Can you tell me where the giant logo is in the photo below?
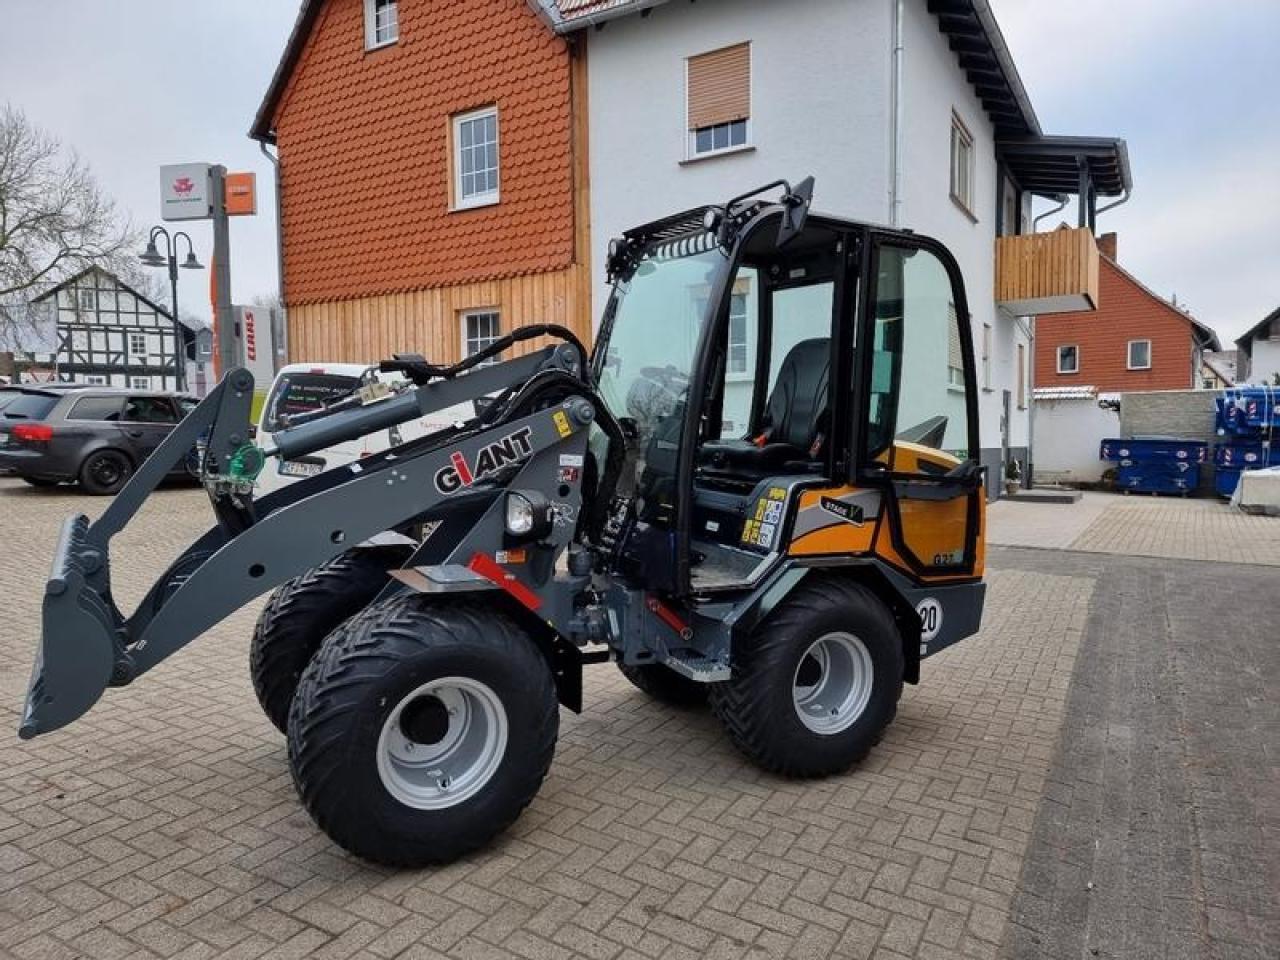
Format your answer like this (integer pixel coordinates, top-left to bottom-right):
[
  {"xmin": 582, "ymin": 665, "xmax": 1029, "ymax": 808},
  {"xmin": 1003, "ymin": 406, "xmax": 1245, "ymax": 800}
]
[{"xmin": 434, "ymin": 427, "xmax": 534, "ymax": 493}]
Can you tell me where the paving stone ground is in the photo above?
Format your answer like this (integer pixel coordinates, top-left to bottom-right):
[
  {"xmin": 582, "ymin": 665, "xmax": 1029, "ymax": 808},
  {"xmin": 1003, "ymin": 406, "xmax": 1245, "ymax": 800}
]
[{"xmin": 0, "ymin": 479, "xmax": 1275, "ymax": 959}]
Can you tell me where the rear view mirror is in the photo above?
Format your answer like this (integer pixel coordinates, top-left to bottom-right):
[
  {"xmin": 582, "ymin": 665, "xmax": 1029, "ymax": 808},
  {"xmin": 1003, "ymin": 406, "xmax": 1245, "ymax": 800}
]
[{"xmin": 777, "ymin": 176, "xmax": 815, "ymax": 247}]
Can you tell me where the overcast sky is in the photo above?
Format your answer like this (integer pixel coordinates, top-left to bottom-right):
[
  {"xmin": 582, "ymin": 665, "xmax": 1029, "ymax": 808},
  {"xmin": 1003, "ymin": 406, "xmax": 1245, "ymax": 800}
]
[{"xmin": 1, "ymin": 0, "xmax": 1276, "ymax": 342}]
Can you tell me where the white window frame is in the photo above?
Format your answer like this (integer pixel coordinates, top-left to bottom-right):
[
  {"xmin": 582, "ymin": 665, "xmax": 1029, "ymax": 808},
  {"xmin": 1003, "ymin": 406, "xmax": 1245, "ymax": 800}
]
[
  {"xmin": 1057, "ymin": 344, "xmax": 1080, "ymax": 375},
  {"xmin": 461, "ymin": 309, "xmax": 501, "ymax": 364},
  {"xmin": 77, "ymin": 288, "xmax": 96, "ymax": 313},
  {"xmin": 85, "ymin": 374, "xmax": 107, "ymax": 385},
  {"xmin": 452, "ymin": 106, "xmax": 500, "ymax": 210},
  {"xmin": 130, "ymin": 376, "xmax": 150, "ymax": 390},
  {"xmin": 1127, "ymin": 339, "xmax": 1152, "ymax": 370},
  {"xmin": 363, "ymin": 0, "xmax": 398, "ymax": 50},
  {"xmin": 128, "ymin": 332, "xmax": 147, "ymax": 358},
  {"xmin": 726, "ymin": 292, "xmax": 751, "ymax": 376},
  {"xmin": 688, "ymin": 119, "xmax": 751, "ymax": 160},
  {"xmin": 950, "ymin": 113, "xmax": 975, "ymax": 218}
]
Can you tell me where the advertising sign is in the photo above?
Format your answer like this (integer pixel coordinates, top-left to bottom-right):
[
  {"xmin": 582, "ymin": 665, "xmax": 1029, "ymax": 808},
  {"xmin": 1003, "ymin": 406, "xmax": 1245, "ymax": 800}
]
[
  {"xmin": 160, "ymin": 163, "xmax": 212, "ymax": 221},
  {"xmin": 224, "ymin": 172, "xmax": 257, "ymax": 216},
  {"xmin": 234, "ymin": 304, "xmax": 276, "ymax": 399}
]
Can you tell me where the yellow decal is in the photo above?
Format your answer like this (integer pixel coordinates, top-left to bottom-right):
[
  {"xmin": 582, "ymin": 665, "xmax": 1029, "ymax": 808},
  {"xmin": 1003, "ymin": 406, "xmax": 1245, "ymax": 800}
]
[{"xmin": 552, "ymin": 411, "xmax": 572, "ymax": 438}]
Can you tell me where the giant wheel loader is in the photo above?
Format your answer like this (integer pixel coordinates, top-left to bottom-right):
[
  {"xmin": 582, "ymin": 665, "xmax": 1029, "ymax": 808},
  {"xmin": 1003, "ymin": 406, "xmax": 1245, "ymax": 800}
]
[{"xmin": 19, "ymin": 179, "xmax": 987, "ymax": 867}]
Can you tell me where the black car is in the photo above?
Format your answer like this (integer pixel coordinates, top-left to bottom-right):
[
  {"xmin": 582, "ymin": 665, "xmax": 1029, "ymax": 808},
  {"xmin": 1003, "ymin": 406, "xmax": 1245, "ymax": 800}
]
[{"xmin": 0, "ymin": 386, "xmax": 197, "ymax": 494}]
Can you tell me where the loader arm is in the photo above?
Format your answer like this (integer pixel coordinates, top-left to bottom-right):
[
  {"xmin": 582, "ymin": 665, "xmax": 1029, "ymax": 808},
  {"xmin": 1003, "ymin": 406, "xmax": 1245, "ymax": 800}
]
[{"xmin": 20, "ymin": 340, "xmax": 595, "ymax": 739}]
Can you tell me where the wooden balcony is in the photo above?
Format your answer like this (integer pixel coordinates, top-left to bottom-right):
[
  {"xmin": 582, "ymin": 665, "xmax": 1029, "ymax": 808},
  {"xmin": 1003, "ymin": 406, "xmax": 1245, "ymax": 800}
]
[{"xmin": 995, "ymin": 227, "xmax": 1099, "ymax": 315}]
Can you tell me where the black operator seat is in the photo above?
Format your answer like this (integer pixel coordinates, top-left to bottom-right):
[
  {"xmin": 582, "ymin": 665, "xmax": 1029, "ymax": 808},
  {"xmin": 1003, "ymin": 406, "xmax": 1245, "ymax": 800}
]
[{"xmin": 701, "ymin": 337, "xmax": 831, "ymax": 473}]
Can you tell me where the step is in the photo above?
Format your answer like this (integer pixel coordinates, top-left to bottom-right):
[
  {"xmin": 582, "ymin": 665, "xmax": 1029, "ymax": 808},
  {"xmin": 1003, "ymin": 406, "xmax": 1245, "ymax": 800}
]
[{"xmin": 1005, "ymin": 488, "xmax": 1082, "ymax": 504}]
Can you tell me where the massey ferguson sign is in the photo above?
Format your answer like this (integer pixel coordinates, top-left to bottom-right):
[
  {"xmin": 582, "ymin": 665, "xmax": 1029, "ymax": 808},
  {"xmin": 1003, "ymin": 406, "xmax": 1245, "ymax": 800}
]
[{"xmin": 160, "ymin": 163, "xmax": 212, "ymax": 221}]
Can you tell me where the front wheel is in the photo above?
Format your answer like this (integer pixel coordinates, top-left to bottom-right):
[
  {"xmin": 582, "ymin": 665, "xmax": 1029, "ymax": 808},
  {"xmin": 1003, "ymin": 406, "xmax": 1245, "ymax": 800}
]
[
  {"xmin": 709, "ymin": 578, "xmax": 904, "ymax": 777},
  {"xmin": 79, "ymin": 449, "xmax": 132, "ymax": 495},
  {"xmin": 288, "ymin": 596, "xmax": 558, "ymax": 867}
]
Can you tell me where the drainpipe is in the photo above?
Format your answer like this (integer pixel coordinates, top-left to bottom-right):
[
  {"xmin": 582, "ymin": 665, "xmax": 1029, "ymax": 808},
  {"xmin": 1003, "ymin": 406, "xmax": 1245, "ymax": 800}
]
[
  {"xmin": 888, "ymin": 0, "xmax": 905, "ymax": 226},
  {"xmin": 1095, "ymin": 185, "xmax": 1132, "ymax": 217},
  {"xmin": 1032, "ymin": 193, "xmax": 1069, "ymax": 232},
  {"xmin": 259, "ymin": 139, "xmax": 288, "ymax": 371}
]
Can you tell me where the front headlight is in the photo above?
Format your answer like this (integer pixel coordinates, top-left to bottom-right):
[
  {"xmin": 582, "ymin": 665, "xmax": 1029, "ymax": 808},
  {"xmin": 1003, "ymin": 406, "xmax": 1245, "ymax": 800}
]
[{"xmin": 504, "ymin": 490, "xmax": 553, "ymax": 541}]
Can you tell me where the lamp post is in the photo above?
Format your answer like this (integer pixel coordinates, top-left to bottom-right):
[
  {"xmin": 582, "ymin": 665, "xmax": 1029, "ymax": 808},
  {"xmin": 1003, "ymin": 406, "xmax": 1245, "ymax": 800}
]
[{"xmin": 140, "ymin": 226, "xmax": 203, "ymax": 392}]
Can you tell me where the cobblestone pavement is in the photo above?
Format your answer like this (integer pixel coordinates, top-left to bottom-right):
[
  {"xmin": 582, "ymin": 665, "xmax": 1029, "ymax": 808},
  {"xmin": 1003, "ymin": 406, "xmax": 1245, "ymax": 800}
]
[
  {"xmin": 0, "ymin": 479, "xmax": 1273, "ymax": 960},
  {"xmin": 0, "ymin": 479, "xmax": 1092, "ymax": 959},
  {"xmin": 989, "ymin": 492, "xmax": 1280, "ymax": 566}
]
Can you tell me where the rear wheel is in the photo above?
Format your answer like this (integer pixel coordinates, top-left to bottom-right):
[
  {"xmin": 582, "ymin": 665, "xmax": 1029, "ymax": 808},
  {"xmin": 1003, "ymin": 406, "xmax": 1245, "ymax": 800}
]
[
  {"xmin": 288, "ymin": 597, "xmax": 558, "ymax": 866},
  {"xmin": 709, "ymin": 578, "xmax": 904, "ymax": 777},
  {"xmin": 250, "ymin": 547, "xmax": 409, "ymax": 733},
  {"xmin": 79, "ymin": 449, "xmax": 132, "ymax": 495},
  {"xmin": 616, "ymin": 661, "xmax": 708, "ymax": 707}
]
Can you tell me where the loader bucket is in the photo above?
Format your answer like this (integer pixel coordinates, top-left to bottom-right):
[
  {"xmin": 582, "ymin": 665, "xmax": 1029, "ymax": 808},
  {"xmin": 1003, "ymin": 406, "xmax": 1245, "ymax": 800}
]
[{"xmin": 19, "ymin": 514, "xmax": 120, "ymax": 739}]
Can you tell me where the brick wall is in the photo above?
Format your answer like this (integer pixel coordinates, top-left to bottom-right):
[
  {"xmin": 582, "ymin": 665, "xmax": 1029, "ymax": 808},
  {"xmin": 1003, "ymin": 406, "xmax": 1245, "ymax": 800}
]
[
  {"xmin": 273, "ymin": 0, "xmax": 576, "ymax": 305},
  {"xmin": 1035, "ymin": 258, "xmax": 1196, "ymax": 393}
]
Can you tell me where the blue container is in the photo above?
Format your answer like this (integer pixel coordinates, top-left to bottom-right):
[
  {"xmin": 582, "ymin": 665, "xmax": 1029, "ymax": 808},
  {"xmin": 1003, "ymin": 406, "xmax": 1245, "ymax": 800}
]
[
  {"xmin": 1100, "ymin": 437, "xmax": 1207, "ymax": 463},
  {"xmin": 1218, "ymin": 387, "xmax": 1280, "ymax": 437},
  {"xmin": 1115, "ymin": 460, "xmax": 1200, "ymax": 494},
  {"xmin": 1214, "ymin": 442, "xmax": 1278, "ymax": 468},
  {"xmin": 1214, "ymin": 466, "xmax": 1243, "ymax": 499}
]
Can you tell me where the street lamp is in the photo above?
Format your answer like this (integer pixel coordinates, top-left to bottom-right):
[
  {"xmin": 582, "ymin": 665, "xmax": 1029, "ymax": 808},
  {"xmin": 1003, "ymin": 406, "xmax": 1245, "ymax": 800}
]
[{"xmin": 139, "ymin": 226, "xmax": 203, "ymax": 392}]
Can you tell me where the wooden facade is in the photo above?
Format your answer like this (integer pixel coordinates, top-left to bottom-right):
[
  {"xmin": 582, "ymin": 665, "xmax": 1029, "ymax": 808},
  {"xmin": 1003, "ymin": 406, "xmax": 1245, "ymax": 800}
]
[{"xmin": 995, "ymin": 226, "xmax": 1099, "ymax": 316}]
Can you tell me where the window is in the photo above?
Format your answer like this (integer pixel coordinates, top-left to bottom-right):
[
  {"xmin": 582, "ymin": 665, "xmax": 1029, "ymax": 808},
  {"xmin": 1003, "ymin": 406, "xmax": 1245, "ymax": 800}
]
[
  {"xmin": 85, "ymin": 375, "xmax": 107, "ymax": 385},
  {"xmin": 364, "ymin": 0, "xmax": 398, "ymax": 49},
  {"xmin": 687, "ymin": 43, "xmax": 751, "ymax": 159},
  {"xmin": 1017, "ymin": 343, "xmax": 1026, "ymax": 409},
  {"xmin": 453, "ymin": 107, "xmax": 499, "ymax": 209},
  {"xmin": 263, "ymin": 372, "xmax": 360, "ymax": 433},
  {"xmin": 727, "ymin": 293, "xmax": 749, "ymax": 374},
  {"xmin": 1128, "ymin": 339, "xmax": 1152, "ymax": 370},
  {"xmin": 77, "ymin": 289, "xmax": 96, "ymax": 313},
  {"xmin": 950, "ymin": 114, "xmax": 975, "ymax": 216},
  {"xmin": 982, "ymin": 322, "xmax": 992, "ymax": 390},
  {"xmin": 129, "ymin": 333, "xmax": 147, "ymax": 357},
  {"xmin": 947, "ymin": 304, "xmax": 965, "ymax": 389},
  {"xmin": 462, "ymin": 310, "xmax": 501, "ymax": 363},
  {"xmin": 1057, "ymin": 344, "xmax": 1079, "ymax": 374},
  {"xmin": 68, "ymin": 396, "xmax": 123, "ymax": 421},
  {"xmin": 123, "ymin": 396, "xmax": 177, "ymax": 423},
  {"xmin": 130, "ymin": 376, "xmax": 150, "ymax": 390}
]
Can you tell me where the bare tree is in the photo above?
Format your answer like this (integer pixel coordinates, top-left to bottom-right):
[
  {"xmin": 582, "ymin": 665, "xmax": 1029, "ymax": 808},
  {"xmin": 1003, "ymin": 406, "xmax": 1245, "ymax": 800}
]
[{"xmin": 0, "ymin": 105, "xmax": 136, "ymax": 347}]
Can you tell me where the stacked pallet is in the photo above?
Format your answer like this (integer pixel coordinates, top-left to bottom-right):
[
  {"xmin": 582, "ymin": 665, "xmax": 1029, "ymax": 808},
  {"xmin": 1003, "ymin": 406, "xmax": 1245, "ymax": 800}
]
[
  {"xmin": 1214, "ymin": 386, "xmax": 1280, "ymax": 498},
  {"xmin": 1099, "ymin": 436, "xmax": 1207, "ymax": 496}
]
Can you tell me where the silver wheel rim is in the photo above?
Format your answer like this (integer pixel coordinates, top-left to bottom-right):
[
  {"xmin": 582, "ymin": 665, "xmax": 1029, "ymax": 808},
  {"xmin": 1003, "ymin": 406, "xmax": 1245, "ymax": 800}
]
[
  {"xmin": 376, "ymin": 677, "xmax": 508, "ymax": 810},
  {"xmin": 792, "ymin": 631, "xmax": 874, "ymax": 734}
]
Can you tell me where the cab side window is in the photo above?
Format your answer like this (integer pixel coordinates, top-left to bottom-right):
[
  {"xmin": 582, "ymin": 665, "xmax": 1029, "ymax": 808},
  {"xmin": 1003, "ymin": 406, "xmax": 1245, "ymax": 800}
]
[{"xmin": 866, "ymin": 245, "xmax": 972, "ymax": 466}]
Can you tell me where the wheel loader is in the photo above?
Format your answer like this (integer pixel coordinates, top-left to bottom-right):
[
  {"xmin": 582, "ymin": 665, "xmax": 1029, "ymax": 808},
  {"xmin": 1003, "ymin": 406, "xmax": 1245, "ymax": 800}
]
[{"xmin": 19, "ymin": 179, "xmax": 987, "ymax": 867}]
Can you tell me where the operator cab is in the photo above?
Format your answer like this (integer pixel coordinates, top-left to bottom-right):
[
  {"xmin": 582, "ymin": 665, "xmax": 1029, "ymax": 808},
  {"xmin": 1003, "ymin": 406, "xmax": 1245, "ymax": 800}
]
[{"xmin": 594, "ymin": 180, "xmax": 983, "ymax": 598}]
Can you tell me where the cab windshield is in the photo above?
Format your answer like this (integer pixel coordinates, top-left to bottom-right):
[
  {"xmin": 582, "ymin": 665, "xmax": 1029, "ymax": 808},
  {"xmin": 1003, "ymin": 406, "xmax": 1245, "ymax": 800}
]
[{"xmin": 596, "ymin": 235, "xmax": 730, "ymax": 513}]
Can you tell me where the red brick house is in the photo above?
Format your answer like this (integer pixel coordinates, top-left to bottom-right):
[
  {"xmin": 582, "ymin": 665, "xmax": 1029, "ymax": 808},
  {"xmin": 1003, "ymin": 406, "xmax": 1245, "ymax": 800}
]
[
  {"xmin": 250, "ymin": 0, "xmax": 592, "ymax": 363},
  {"xmin": 1035, "ymin": 233, "xmax": 1219, "ymax": 393}
]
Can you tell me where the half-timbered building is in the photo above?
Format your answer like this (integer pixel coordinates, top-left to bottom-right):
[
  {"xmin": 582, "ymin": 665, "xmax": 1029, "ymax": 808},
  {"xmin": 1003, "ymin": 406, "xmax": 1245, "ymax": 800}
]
[{"xmin": 29, "ymin": 267, "xmax": 204, "ymax": 391}]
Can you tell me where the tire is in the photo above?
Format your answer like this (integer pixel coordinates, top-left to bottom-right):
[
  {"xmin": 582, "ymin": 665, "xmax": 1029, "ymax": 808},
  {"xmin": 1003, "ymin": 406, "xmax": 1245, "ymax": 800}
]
[
  {"xmin": 250, "ymin": 547, "xmax": 409, "ymax": 734},
  {"xmin": 22, "ymin": 477, "xmax": 59, "ymax": 488},
  {"xmin": 709, "ymin": 578, "xmax": 904, "ymax": 777},
  {"xmin": 288, "ymin": 596, "xmax": 558, "ymax": 867},
  {"xmin": 617, "ymin": 661, "xmax": 708, "ymax": 707},
  {"xmin": 79, "ymin": 449, "xmax": 133, "ymax": 495}
]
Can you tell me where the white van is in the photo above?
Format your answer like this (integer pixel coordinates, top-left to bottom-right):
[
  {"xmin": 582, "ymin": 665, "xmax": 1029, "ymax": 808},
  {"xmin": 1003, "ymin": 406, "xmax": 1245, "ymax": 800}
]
[{"xmin": 256, "ymin": 362, "xmax": 469, "ymax": 495}]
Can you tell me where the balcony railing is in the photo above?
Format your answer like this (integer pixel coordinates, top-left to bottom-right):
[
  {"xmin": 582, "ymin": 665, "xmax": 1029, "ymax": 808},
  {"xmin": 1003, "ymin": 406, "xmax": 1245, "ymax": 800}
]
[{"xmin": 995, "ymin": 227, "xmax": 1099, "ymax": 315}]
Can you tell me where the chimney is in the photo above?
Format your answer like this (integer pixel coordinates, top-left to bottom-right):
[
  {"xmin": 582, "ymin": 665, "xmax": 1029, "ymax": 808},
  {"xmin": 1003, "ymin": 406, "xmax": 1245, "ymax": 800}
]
[{"xmin": 1097, "ymin": 232, "xmax": 1117, "ymax": 261}]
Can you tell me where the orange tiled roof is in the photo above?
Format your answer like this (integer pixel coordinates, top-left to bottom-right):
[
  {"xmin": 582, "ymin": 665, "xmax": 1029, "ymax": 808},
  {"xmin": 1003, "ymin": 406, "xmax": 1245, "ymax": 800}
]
[{"xmin": 265, "ymin": 0, "xmax": 575, "ymax": 304}]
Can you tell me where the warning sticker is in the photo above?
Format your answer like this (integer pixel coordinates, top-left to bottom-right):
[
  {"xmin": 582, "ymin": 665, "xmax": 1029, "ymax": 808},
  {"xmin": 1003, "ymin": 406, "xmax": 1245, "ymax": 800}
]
[{"xmin": 552, "ymin": 411, "xmax": 573, "ymax": 438}]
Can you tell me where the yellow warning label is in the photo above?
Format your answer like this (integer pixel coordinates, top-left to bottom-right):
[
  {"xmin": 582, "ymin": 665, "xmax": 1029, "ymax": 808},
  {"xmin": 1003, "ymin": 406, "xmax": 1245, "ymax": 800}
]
[{"xmin": 552, "ymin": 411, "xmax": 572, "ymax": 438}]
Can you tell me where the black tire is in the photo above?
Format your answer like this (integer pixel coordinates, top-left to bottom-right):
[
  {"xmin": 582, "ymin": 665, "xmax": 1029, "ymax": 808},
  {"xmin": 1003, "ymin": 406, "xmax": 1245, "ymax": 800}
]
[
  {"xmin": 617, "ymin": 661, "xmax": 708, "ymax": 707},
  {"xmin": 22, "ymin": 477, "xmax": 59, "ymax": 488},
  {"xmin": 79, "ymin": 449, "xmax": 133, "ymax": 495},
  {"xmin": 288, "ymin": 596, "xmax": 558, "ymax": 867},
  {"xmin": 709, "ymin": 578, "xmax": 904, "ymax": 777},
  {"xmin": 250, "ymin": 547, "xmax": 409, "ymax": 734}
]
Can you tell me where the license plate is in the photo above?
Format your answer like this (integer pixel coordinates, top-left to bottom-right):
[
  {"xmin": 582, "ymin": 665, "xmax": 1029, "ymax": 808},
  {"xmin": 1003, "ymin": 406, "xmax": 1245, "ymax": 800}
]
[{"xmin": 280, "ymin": 460, "xmax": 323, "ymax": 478}]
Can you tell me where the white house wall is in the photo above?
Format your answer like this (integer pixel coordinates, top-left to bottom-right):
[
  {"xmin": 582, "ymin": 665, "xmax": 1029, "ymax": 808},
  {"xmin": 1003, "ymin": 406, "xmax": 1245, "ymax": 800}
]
[
  {"xmin": 1033, "ymin": 399, "xmax": 1119, "ymax": 485},
  {"xmin": 586, "ymin": 0, "xmax": 1029, "ymax": 488},
  {"xmin": 1248, "ymin": 338, "xmax": 1280, "ymax": 384}
]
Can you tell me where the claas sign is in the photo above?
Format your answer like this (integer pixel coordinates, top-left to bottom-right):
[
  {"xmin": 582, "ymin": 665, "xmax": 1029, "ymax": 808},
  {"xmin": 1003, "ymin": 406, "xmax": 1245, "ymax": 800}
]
[{"xmin": 224, "ymin": 172, "xmax": 257, "ymax": 216}]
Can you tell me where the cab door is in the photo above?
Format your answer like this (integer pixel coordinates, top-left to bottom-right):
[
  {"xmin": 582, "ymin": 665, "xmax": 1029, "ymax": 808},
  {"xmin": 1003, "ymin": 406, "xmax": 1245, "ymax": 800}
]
[{"xmin": 858, "ymin": 236, "xmax": 983, "ymax": 578}]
